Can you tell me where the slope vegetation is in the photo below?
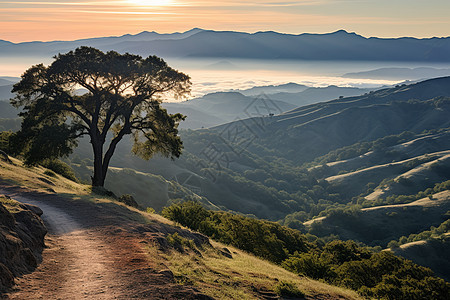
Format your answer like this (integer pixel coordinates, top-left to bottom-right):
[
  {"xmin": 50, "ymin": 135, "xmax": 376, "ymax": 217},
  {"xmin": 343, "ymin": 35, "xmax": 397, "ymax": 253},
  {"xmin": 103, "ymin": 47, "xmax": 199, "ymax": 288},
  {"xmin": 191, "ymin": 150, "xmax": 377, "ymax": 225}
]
[{"xmin": 0, "ymin": 157, "xmax": 362, "ymax": 299}]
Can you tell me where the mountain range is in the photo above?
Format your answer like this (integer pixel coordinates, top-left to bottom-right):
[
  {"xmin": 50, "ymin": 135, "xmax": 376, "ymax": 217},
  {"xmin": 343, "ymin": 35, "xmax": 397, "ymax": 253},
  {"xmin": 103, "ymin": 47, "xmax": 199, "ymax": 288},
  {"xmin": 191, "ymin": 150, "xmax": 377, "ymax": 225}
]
[{"xmin": 1, "ymin": 29, "xmax": 450, "ymax": 61}]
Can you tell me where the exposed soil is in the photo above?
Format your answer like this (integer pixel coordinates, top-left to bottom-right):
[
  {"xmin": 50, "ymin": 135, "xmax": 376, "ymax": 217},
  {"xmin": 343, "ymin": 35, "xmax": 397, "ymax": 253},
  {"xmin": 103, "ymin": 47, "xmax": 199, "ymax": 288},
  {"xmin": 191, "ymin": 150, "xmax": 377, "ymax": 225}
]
[{"xmin": 0, "ymin": 184, "xmax": 210, "ymax": 299}]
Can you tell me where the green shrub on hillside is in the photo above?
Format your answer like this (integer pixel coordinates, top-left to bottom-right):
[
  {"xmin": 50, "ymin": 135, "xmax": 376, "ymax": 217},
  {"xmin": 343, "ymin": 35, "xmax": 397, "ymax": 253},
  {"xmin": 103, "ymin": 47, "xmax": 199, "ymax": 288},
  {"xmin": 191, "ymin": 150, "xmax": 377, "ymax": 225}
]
[
  {"xmin": 0, "ymin": 131, "xmax": 14, "ymax": 154},
  {"xmin": 393, "ymin": 219, "xmax": 450, "ymax": 246},
  {"xmin": 274, "ymin": 281, "xmax": 304, "ymax": 298},
  {"xmin": 40, "ymin": 159, "xmax": 79, "ymax": 182},
  {"xmin": 162, "ymin": 201, "xmax": 311, "ymax": 263},
  {"xmin": 162, "ymin": 202, "xmax": 450, "ymax": 299}
]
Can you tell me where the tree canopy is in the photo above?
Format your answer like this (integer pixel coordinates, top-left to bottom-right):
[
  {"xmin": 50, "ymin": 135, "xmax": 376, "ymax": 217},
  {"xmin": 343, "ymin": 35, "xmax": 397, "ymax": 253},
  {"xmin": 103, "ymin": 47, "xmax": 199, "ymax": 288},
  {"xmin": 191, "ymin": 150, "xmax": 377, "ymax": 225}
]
[{"xmin": 11, "ymin": 46, "xmax": 191, "ymax": 186}]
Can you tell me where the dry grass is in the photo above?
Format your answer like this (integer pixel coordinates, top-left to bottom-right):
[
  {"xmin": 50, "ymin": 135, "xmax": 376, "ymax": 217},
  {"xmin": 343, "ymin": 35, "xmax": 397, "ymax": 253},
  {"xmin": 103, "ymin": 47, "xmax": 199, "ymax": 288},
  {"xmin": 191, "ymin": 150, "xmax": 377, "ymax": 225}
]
[
  {"xmin": 0, "ymin": 157, "xmax": 86, "ymax": 195},
  {"xmin": 0, "ymin": 195, "xmax": 23, "ymax": 213},
  {"xmin": 156, "ymin": 240, "xmax": 362, "ymax": 300}
]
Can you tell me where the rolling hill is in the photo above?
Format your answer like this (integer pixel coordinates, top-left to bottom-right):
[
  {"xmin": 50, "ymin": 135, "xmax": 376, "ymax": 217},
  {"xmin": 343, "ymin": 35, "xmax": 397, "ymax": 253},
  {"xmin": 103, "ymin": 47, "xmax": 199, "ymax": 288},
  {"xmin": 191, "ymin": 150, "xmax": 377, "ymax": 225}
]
[{"xmin": 3, "ymin": 72, "xmax": 450, "ymax": 284}]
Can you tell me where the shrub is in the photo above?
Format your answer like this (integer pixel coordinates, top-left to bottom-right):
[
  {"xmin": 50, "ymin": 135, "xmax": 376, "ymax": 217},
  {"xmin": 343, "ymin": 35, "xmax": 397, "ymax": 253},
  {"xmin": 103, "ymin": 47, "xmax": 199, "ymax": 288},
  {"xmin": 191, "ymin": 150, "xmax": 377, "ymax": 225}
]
[
  {"xmin": 387, "ymin": 240, "xmax": 400, "ymax": 249},
  {"xmin": 40, "ymin": 159, "xmax": 78, "ymax": 182},
  {"xmin": 162, "ymin": 201, "xmax": 311, "ymax": 263},
  {"xmin": 274, "ymin": 281, "xmax": 305, "ymax": 298},
  {"xmin": 282, "ymin": 252, "xmax": 331, "ymax": 279},
  {"xmin": 146, "ymin": 207, "xmax": 156, "ymax": 214},
  {"xmin": 118, "ymin": 194, "xmax": 139, "ymax": 208},
  {"xmin": 166, "ymin": 233, "xmax": 195, "ymax": 252}
]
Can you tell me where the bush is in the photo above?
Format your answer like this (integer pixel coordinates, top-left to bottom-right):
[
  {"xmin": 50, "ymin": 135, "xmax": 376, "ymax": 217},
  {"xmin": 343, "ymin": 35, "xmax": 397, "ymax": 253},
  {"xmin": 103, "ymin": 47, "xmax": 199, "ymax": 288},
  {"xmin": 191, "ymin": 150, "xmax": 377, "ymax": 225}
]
[
  {"xmin": 162, "ymin": 201, "xmax": 311, "ymax": 263},
  {"xmin": 274, "ymin": 281, "xmax": 305, "ymax": 298},
  {"xmin": 0, "ymin": 131, "xmax": 14, "ymax": 154},
  {"xmin": 282, "ymin": 252, "xmax": 331, "ymax": 279},
  {"xmin": 166, "ymin": 233, "xmax": 195, "ymax": 252},
  {"xmin": 40, "ymin": 159, "xmax": 78, "ymax": 182},
  {"xmin": 118, "ymin": 194, "xmax": 139, "ymax": 208},
  {"xmin": 162, "ymin": 202, "xmax": 450, "ymax": 299}
]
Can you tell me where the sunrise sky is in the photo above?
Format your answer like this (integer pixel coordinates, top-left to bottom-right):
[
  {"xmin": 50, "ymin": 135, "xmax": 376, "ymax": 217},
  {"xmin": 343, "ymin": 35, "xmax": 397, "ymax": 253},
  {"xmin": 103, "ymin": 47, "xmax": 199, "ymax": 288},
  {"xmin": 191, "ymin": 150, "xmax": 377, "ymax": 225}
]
[{"xmin": 1, "ymin": 0, "xmax": 449, "ymax": 42}]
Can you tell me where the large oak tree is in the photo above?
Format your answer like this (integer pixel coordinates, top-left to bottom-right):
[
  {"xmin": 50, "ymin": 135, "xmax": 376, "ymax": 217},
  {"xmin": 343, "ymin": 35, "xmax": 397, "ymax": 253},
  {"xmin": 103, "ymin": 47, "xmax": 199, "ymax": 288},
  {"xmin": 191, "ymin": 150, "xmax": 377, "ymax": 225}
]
[{"xmin": 11, "ymin": 47, "xmax": 190, "ymax": 187}]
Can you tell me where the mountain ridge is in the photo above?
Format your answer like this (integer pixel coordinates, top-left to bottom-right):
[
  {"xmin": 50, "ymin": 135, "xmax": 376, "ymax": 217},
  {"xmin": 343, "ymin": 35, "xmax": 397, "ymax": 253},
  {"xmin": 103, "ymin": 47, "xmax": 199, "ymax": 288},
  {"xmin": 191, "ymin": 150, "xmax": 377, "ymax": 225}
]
[{"xmin": 1, "ymin": 29, "xmax": 450, "ymax": 61}]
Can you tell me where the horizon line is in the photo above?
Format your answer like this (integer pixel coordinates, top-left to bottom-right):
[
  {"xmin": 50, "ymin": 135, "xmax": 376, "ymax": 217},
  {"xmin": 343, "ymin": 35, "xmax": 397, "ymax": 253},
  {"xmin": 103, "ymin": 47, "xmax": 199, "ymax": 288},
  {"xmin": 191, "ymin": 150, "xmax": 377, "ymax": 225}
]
[{"xmin": 2, "ymin": 28, "xmax": 450, "ymax": 44}]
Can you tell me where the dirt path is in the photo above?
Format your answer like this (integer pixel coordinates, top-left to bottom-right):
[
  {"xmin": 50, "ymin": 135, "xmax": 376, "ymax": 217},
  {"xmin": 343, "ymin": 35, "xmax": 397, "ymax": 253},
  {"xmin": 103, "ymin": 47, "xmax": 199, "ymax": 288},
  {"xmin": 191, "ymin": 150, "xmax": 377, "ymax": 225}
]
[
  {"xmin": 5, "ymin": 194, "xmax": 124, "ymax": 299},
  {"xmin": 0, "ymin": 187, "xmax": 209, "ymax": 299}
]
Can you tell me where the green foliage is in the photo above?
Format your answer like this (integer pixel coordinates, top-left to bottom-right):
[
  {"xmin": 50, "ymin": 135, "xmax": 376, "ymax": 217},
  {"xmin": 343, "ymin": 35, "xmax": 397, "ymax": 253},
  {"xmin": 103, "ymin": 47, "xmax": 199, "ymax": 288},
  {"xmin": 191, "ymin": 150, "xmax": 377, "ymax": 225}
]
[
  {"xmin": 284, "ymin": 242, "xmax": 450, "ymax": 299},
  {"xmin": 11, "ymin": 47, "xmax": 190, "ymax": 186},
  {"xmin": 166, "ymin": 232, "xmax": 196, "ymax": 252},
  {"xmin": 0, "ymin": 131, "xmax": 14, "ymax": 154},
  {"xmin": 334, "ymin": 252, "xmax": 449, "ymax": 300},
  {"xmin": 163, "ymin": 202, "xmax": 450, "ymax": 299},
  {"xmin": 40, "ymin": 159, "xmax": 78, "ymax": 182},
  {"xmin": 387, "ymin": 240, "xmax": 400, "ymax": 249},
  {"xmin": 282, "ymin": 251, "xmax": 331, "ymax": 279},
  {"xmin": 307, "ymin": 131, "xmax": 415, "ymax": 167},
  {"xmin": 146, "ymin": 207, "xmax": 156, "ymax": 214},
  {"xmin": 273, "ymin": 281, "xmax": 304, "ymax": 298},
  {"xmin": 162, "ymin": 201, "xmax": 311, "ymax": 263},
  {"xmin": 118, "ymin": 194, "xmax": 139, "ymax": 208},
  {"xmin": 392, "ymin": 219, "xmax": 450, "ymax": 246}
]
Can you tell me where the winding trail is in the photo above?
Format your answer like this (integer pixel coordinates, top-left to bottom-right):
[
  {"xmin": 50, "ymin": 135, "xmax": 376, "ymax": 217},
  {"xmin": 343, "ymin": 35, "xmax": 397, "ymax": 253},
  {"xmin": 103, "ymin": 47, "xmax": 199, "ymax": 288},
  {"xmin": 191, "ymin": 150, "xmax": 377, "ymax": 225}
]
[
  {"xmin": 10, "ymin": 194, "xmax": 124, "ymax": 299},
  {"xmin": 0, "ymin": 187, "xmax": 208, "ymax": 300}
]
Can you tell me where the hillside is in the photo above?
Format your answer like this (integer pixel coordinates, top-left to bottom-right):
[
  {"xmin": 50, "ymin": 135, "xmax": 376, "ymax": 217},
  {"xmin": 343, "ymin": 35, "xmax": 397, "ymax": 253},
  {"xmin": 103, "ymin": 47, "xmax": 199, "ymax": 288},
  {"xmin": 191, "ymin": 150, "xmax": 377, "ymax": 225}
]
[
  {"xmin": 163, "ymin": 92, "xmax": 295, "ymax": 129},
  {"xmin": 343, "ymin": 67, "xmax": 450, "ymax": 80},
  {"xmin": 305, "ymin": 190, "xmax": 450, "ymax": 247},
  {"xmin": 0, "ymin": 157, "xmax": 363, "ymax": 299},
  {"xmin": 209, "ymin": 76, "xmax": 450, "ymax": 163},
  {"xmin": 162, "ymin": 85, "xmax": 373, "ymax": 130},
  {"xmin": 55, "ymin": 77, "xmax": 450, "ymax": 223},
  {"xmin": 0, "ymin": 85, "xmax": 14, "ymax": 101},
  {"xmin": 4, "ymin": 72, "xmax": 450, "ymax": 294}
]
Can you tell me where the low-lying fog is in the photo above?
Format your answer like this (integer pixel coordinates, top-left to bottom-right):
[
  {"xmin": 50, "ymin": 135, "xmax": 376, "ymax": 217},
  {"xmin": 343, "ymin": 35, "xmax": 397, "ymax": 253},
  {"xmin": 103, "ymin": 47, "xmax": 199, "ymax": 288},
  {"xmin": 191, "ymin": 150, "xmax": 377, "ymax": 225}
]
[{"xmin": 2, "ymin": 56, "xmax": 450, "ymax": 99}]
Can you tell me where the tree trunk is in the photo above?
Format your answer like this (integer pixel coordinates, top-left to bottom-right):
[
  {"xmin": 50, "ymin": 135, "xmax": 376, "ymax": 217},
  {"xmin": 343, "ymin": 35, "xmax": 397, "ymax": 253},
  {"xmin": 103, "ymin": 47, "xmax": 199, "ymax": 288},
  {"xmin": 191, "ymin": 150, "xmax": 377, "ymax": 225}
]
[{"xmin": 91, "ymin": 137, "xmax": 105, "ymax": 187}]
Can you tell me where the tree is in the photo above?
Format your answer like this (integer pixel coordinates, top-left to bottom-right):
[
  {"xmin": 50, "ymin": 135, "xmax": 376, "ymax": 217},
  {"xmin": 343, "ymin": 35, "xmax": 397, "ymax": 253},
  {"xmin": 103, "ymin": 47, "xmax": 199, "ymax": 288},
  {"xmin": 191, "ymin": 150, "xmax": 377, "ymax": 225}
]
[{"xmin": 11, "ymin": 47, "xmax": 190, "ymax": 186}]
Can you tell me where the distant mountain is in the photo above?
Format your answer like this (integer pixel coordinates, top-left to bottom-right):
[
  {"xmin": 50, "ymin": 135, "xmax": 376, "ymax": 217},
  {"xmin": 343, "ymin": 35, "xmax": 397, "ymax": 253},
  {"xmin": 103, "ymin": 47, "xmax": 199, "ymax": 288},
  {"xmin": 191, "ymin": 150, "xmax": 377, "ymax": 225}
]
[
  {"xmin": 163, "ymin": 92, "xmax": 296, "ymax": 129},
  {"xmin": 0, "ymin": 100, "xmax": 19, "ymax": 118},
  {"xmin": 0, "ymin": 84, "xmax": 14, "ymax": 101},
  {"xmin": 0, "ymin": 77, "xmax": 20, "ymax": 86},
  {"xmin": 236, "ymin": 83, "xmax": 309, "ymax": 96},
  {"xmin": 162, "ymin": 85, "xmax": 373, "ymax": 129},
  {"xmin": 0, "ymin": 28, "xmax": 205, "ymax": 57},
  {"xmin": 268, "ymin": 86, "xmax": 373, "ymax": 106},
  {"xmin": 1, "ymin": 29, "xmax": 449, "ymax": 61},
  {"xmin": 344, "ymin": 67, "xmax": 450, "ymax": 80}
]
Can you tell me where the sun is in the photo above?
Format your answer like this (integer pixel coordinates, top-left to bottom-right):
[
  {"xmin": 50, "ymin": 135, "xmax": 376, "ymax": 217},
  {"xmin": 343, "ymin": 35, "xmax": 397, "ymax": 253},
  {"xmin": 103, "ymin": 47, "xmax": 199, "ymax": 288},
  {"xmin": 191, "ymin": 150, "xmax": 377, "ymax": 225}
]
[{"xmin": 127, "ymin": 0, "xmax": 173, "ymax": 6}]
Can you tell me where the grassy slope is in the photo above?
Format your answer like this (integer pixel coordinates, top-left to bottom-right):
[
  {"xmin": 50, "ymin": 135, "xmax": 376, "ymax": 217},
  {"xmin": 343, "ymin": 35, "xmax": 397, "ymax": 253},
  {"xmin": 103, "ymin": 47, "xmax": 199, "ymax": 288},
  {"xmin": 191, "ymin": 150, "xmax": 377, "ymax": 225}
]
[
  {"xmin": 305, "ymin": 190, "xmax": 450, "ymax": 246},
  {"xmin": 391, "ymin": 237, "xmax": 450, "ymax": 282},
  {"xmin": 0, "ymin": 157, "xmax": 361, "ymax": 300}
]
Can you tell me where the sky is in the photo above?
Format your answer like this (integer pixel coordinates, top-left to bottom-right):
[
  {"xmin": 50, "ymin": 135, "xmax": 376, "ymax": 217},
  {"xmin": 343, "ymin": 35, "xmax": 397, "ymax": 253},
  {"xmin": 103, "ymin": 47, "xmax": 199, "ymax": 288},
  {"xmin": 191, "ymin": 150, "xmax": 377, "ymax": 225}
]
[{"xmin": 0, "ymin": 0, "xmax": 449, "ymax": 42}]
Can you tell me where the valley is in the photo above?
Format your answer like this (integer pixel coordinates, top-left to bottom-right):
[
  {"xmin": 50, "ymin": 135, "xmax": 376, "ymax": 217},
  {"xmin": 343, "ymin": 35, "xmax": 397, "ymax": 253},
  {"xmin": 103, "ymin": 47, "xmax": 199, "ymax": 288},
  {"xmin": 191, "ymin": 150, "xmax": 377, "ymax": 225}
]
[{"xmin": 1, "ymin": 29, "xmax": 450, "ymax": 299}]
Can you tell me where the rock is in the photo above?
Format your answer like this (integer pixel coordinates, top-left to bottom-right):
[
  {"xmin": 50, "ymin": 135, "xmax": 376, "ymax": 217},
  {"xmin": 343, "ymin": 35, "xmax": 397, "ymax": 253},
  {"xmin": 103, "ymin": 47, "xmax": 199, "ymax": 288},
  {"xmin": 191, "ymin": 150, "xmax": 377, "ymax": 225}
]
[
  {"xmin": 22, "ymin": 203, "xmax": 44, "ymax": 216},
  {"xmin": 0, "ymin": 263, "xmax": 14, "ymax": 291},
  {"xmin": 217, "ymin": 247, "xmax": 233, "ymax": 258},
  {"xmin": 0, "ymin": 203, "xmax": 15, "ymax": 228},
  {"xmin": 0, "ymin": 198, "xmax": 47, "ymax": 292}
]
